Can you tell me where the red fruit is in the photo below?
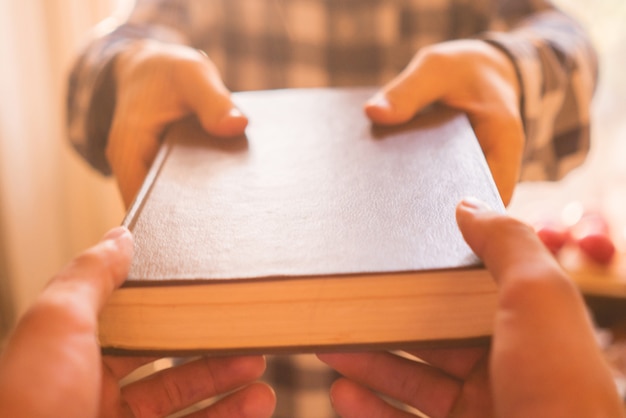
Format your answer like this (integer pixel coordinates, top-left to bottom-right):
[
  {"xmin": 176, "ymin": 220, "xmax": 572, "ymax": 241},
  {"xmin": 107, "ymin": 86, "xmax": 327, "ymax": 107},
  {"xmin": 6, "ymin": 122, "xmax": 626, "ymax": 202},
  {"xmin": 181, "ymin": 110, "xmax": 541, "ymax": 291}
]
[
  {"xmin": 536, "ymin": 225, "xmax": 570, "ymax": 255},
  {"xmin": 576, "ymin": 233, "xmax": 616, "ymax": 265},
  {"xmin": 567, "ymin": 211, "xmax": 615, "ymax": 264}
]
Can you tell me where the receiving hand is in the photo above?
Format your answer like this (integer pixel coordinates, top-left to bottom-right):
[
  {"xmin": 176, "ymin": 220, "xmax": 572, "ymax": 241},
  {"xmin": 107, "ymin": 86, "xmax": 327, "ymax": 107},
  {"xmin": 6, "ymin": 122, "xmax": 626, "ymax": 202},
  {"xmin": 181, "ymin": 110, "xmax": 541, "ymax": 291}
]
[
  {"xmin": 319, "ymin": 198, "xmax": 624, "ymax": 417},
  {"xmin": 109, "ymin": 41, "xmax": 248, "ymax": 206},
  {"xmin": 0, "ymin": 227, "xmax": 275, "ymax": 418},
  {"xmin": 365, "ymin": 40, "xmax": 524, "ymax": 205}
]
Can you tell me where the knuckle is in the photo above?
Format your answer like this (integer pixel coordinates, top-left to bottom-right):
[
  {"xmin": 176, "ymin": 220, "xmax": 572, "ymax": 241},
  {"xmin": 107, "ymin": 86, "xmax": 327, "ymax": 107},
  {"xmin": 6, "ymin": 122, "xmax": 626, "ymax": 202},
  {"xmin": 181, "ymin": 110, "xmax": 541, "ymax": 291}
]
[
  {"xmin": 415, "ymin": 44, "xmax": 450, "ymax": 70},
  {"xmin": 72, "ymin": 243, "xmax": 115, "ymax": 274},
  {"xmin": 155, "ymin": 373, "xmax": 186, "ymax": 416},
  {"xmin": 22, "ymin": 289, "xmax": 95, "ymax": 333},
  {"xmin": 415, "ymin": 40, "xmax": 473, "ymax": 69},
  {"xmin": 162, "ymin": 375, "xmax": 185, "ymax": 406},
  {"xmin": 62, "ymin": 242, "xmax": 121, "ymax": 289},
  {"xmin": 500, "ymin": 265, "xmax": 578, "ymax": 308},
  {"xmin": 486, "ymin": 215, "xmax": 533, "ymax": 241}
]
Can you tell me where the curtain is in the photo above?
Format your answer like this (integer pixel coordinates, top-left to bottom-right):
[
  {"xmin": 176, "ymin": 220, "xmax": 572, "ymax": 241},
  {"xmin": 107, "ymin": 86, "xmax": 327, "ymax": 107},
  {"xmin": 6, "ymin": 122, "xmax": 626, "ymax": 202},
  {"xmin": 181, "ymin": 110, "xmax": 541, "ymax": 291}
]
[{"xmin": 0, "ymin": 0, "xmax": 130, "ymax": 325}]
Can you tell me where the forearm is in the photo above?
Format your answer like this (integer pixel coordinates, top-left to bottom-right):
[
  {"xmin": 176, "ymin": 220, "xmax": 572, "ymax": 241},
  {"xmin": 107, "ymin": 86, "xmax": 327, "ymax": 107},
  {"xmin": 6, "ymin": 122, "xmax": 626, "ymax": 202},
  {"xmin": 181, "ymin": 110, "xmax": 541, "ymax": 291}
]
[{"xmin": 483, "ymin": 6, "xmax": 598, "ymax": 181}]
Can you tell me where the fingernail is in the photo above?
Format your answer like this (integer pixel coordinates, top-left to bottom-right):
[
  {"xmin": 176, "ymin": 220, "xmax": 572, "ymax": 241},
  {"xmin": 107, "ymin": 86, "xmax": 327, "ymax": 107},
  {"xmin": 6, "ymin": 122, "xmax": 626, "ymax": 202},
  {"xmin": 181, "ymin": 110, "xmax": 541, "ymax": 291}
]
[
  {"xmin": 222, "ymin": 107, "xmax": 245, "ymax": 121},
  {"xmin": 215, "ymin": 107, "xmax": 245, "ymax": 125},
  {"xmin": 102, "ymin": 226, "xmax": 130, "ymax": 242},
  {"xmin": 366, "ymin": 93, "xmax": 392, "ymax": 110},
  {"xmin": 460, "ymin": 197, "xmax": 492, "ymax": 212},
  {"xmin": 215, "ymin": 107, "xmax": 248, "ymax": 134}
]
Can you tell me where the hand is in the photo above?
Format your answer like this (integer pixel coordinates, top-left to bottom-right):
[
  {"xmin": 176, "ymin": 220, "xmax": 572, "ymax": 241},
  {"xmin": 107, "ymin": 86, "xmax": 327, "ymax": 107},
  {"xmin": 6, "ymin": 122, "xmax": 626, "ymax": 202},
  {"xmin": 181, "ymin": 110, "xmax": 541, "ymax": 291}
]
[
  {"xmin": 0, "ymin": 227, "xmax": 275, "ymax": 418},
  {"xmin": 365, "ymin": 40, "xmax": 524, "ymax": 205},
  {"xmin": 319, "ymin": 198, "xmax": 623, "ymax": 417},
  {"xmin": 109, "ymin": 41, "xmax": 248, "ymax": 206}
]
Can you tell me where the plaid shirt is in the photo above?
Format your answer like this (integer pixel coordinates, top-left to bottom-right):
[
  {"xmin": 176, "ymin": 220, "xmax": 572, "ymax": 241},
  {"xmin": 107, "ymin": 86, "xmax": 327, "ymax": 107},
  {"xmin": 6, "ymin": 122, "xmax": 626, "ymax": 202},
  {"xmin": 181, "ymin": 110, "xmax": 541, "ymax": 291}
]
[{"xmin": 67, "ymin": 1, "xmax": 597, "ymax": 417}]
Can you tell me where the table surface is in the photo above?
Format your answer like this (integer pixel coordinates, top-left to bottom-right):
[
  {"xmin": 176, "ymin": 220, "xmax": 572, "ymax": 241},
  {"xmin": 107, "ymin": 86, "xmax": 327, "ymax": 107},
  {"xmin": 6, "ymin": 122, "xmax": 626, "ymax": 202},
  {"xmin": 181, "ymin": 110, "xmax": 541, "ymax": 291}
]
[{"xmin": 560, "ymin": 246, "xmax": 626, "ymax": 299}]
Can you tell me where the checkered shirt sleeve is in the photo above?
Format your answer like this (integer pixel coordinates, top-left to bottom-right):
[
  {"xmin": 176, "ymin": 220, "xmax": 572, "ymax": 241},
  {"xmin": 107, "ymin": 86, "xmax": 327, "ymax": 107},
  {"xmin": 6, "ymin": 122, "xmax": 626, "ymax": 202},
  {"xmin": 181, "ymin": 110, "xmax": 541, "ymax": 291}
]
[{"xmin": 484, "ymin": 8, "xmax": 598, "ymax": 181}]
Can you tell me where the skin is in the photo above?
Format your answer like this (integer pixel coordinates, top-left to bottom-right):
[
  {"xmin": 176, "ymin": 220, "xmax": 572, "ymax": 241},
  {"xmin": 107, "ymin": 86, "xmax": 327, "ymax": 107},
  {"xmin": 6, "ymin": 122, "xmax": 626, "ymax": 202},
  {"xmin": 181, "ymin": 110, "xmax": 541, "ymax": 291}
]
[
  {"xmin": 109, "ymin": 39, "xmax": 522, "ymax": 207},
  {"xmin": 364, "ymin": 40, "xmax": 523, "ymax": 206},
  {"xmin": 0, "ymin": 227, "xmax": 276, "ymax": 418},
  {"xmin": 1, "ymin": 212, "xmax": 620, "ymax": 418},
  {"xmin": 108, "ymin": 41, "xmax": 249, "ymax": 206},
  {"xmin": 317, "ymin": 199, "xmax": 625, "ymax": 418}
]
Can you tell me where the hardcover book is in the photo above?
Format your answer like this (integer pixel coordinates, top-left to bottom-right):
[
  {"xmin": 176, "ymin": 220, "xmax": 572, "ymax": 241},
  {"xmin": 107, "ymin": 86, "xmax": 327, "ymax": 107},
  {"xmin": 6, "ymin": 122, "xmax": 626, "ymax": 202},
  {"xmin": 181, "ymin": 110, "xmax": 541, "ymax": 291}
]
[{"xmin": 98, "ymin": 87, "xmax": 505, "ymax": 355}]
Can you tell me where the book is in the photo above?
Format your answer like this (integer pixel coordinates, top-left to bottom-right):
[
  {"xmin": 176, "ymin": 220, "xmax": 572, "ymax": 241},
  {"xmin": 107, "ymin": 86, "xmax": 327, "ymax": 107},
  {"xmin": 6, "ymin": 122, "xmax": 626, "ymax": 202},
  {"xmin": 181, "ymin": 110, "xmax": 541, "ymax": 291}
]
[{"xmin": 98, "ymin": 87, "xmax": 505, "ymax": 355}]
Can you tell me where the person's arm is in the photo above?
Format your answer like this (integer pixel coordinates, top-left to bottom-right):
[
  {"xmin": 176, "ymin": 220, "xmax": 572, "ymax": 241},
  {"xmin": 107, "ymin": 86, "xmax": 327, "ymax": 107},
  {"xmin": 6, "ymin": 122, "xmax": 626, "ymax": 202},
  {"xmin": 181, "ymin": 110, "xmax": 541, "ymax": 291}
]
[
  {"xmin": 365, "ymin": 0, "xmax": 597, "ymax": 205},
  {"xmin": 68, "ymin": 0, "xmax": 193, "ymax": 176},
  {"xmin": 318, "ymin": 199, "xmax": 624, "ymax": 417},
  {"xmin": 67, "ymin": 0, "xmax": 246, "ymax": 205},
  {"xmin": 0, "ymin": 227, "xmax": 275, "ymax": 418}
]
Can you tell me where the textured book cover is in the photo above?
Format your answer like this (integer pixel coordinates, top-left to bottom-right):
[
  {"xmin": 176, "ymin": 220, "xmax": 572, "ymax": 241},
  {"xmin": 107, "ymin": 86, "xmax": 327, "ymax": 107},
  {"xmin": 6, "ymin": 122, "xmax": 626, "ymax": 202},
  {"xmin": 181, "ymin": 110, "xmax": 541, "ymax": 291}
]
[{"xmin": 100, "ymin": 87, "xmax": 505, "ymax": 354}]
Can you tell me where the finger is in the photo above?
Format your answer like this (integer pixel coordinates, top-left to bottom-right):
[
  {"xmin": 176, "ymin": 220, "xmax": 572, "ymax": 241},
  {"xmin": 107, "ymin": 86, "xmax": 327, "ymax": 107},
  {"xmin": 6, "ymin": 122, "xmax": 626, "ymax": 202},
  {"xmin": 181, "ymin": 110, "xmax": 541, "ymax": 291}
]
[
  {"xmin": 41, "ymin": 226, "xmax": 133, "ymax": 317},
  {"xmin": 364, "ymin": 46, "xmax": 444, "ymax": 125},
  {"xmin": 102, "ymin": 355, "xmax": 160, "ymax": 381},
  {"xmin": 184, "ymin": 382, "xmax": 276, "ymax": 418},
  {"xmin": 317, "ymin": 352, "xmax": 459, "ymax": 418},
  {"xmin": 2, "ymin": 226, "xmax": 132, "ymax": 338},
  {"xmin": 329, "ymin": 378, "xmax": 416, "ymax": 418},
  {"xmin": 462, "ymin": 45, "xmax": 523, "ymax": 207},
  {"xmin": 456, "ymin": 198, "xmax": 624, "ymax": 416},
  {"xmin": 407, "ymin": 346, "xmax": 488, "ymax": 380},
  {"xmin": 0, "ymin": 227, "xmax": 132, "ymax": 417},
  {"xmin": 366, "ymin": 84, "xmax": 522, "ymax": 206},
  {"xmin": 455, "ymin": 198, "xmax": 566, "ymax": 287},
  {"xmin": 468, "ymin": 111, "xmax": 524, "ymax": 206},
  {"xmin": 118, "ymin": 42, "xmax": 248, "ymax": 139},
  {"xmin": 109, "ymin": 45, "xmax": 248, "ymax": 207},
  {"xmin": 364, "ymin": 40, "xmax": 523, "ymax": 205},
  {"xmin": 177, "ymin": 54, "xmax": 248, "ymax": 137},
  {"xmin": 122, "ymin": 355, "xmax": 267, "ymax": 418},
  {"xmin": 107, "ymin": 122, "xmax": 161, "ymax": 207},
  {"xmin": 455, "ymin": 197, "xmax": 592, "ymax": 355}
]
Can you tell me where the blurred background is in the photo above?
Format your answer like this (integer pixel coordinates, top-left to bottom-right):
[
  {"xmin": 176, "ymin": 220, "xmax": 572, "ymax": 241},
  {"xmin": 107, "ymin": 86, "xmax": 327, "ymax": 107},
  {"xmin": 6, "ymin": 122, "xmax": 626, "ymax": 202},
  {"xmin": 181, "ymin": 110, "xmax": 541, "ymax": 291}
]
[
  {"xmin": 0, "ymin": 0, "xmax": 130, "ymax": 338},
  {"xmin": 0, "ymin": 0, "xmax": 625, "ymax": 341}
]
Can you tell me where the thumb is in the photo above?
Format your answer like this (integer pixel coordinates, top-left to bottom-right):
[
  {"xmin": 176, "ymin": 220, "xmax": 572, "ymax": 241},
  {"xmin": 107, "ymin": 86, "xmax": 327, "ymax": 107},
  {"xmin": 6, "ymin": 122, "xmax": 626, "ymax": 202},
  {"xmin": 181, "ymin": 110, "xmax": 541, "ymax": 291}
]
[
  {"xmin": 455, "ymin": 197, "xmax": 561, "ymax": 285},
  {"xmin": 179, "ymin": 54, "xmax": 248, "ymax": 137},
  {"xmin": 457, "ymin": 199, "xmax": 624, "ymax": 417},
  {"xmin": 42, "ymin": 226, "xmax": 134, "ymax": 315},
  {"xmin": 0, "ymin": 227, "xmax": 133, "ymax": 418},
  {"xmin": 365, "ymin": 49, "xmax": 443, "ymax": 125}
]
